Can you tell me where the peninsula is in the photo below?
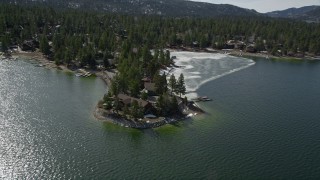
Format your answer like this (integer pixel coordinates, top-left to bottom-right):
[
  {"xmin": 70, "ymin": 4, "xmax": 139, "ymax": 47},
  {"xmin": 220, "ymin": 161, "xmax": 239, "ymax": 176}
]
[
  {"xmin": 94, "ymin": 65, "xmax": 205, "ymax": 129},
  {"xmin": 1, "ymin": 4, "xmax": 320, "ymax": 128}
]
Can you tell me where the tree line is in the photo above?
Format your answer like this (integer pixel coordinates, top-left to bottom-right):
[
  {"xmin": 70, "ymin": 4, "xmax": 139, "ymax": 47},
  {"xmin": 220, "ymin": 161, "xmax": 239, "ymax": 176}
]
[{"xmin": 1, "ymin": 4, "xmax": 320, "ymax": 62}]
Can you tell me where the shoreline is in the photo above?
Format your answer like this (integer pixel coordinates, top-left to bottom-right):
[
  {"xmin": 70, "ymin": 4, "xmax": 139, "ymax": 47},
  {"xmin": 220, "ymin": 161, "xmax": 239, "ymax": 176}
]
[
  {"xmin": 11, "ymin": 50, "xmax": 73, "ymax": 73},
  {"xmin": 93, "ymin": 105, "xmax": 182, "ymax": 129},
  {"xmin": 9, "ymin": 49, "xmax": 284, "ymax": 129},
  {"xmin": 95, "ymin": 70, "xmax": 205, "ymax": 129},
  {"xmin": 12, "ymin": 48, "xmax": 308, "ymax": 129},
  {"xmin": 168, "ymin": 47, "xmax": 320, "ymax": 61},
  {"xmin": 93, "ymin": 102, "xmax": 204, "ymax": 129},
  {"xmin": 10, "ymin": 49, "xmax": 271, "ymax": 129},
  {"xmin": 9, "ymin": 50, "xmax": 204, "ymax": 129}
]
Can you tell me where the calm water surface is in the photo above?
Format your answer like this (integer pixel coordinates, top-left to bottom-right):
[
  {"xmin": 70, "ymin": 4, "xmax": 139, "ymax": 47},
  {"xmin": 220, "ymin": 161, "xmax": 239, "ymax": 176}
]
[{"xmin": 1, "ymin": 58, "xmax": 320, "ymax": 179}]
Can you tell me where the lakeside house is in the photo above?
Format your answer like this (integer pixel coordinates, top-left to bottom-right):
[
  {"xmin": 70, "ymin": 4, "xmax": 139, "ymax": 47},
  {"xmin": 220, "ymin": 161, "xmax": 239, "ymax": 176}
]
[
  {"xmin": 20, "ymin": 40, "xmax": 37, "ymax": 51},
  {"xmin": 141, "ymin": 77, "xmax": 152, "ymax": 83},
  {"xmin": 225, "ymin": 40, "xmax": 245, "ymax": 50},
  {"xmin": 246, "ymin": 44, "xmax": 256, "ymax": 53},
  {"xmin": 143, "ymin": 82, "xmax": 156, "ymax": 95},
  {"xmin": 117, "ymin": 93, "xmax": 154, "ymax": 114}
]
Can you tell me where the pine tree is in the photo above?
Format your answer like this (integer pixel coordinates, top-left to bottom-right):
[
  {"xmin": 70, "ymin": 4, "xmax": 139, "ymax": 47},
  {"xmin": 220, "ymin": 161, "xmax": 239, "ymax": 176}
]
[
  {"xmin": 129, "ymin": 80, "xmax": 140, "ymax": 98},
  {"xmin": 64, "ymin": 48, "xmax": 72, "ymax": 65},
  {"xmin": 130, "ymin": 100, "xmax": 140, "ymax": 119},
  {"xmin": 177, "ymin": 73, "xmax": 186, "ymax": 97},
  {"xmin": 169, "ymin": 74, "xmax": 176, "ymax": 96},
  {"xmin": 40, "ymin": 34, "xmax": 50, "ymax": 55},
  {"xmin": 170, "ymin": 96, "xmax": 179, "ymax": 114},
  {"xmin": 110, "ymin": 75, "xmax": 120, "ymax": 96},
  {"xmin": 154, "ymin": 72, "xmax": 168, "ymax": 95}
]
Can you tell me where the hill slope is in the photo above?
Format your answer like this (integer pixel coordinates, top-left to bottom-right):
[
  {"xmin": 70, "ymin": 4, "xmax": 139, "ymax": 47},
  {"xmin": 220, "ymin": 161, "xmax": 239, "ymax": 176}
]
[
  {"xmin": 267, "ymin": 6, "xmax": 320, "ymax": 22},
  {"xmin": 2, "ymin": 0, "xmax": 260, "ymax": 17}
]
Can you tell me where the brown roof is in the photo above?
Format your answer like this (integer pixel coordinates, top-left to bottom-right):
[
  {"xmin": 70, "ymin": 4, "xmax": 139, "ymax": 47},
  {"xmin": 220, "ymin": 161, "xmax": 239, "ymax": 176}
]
[
  {"xmin": 144, "ymin": 82, "xmax": 156, "ymax": 92},
  {"xmin": 117, "ymin": 94, "xmax": 150, "ymax": 108},
  {"xmin": 133, "ymin": 98, "xmax": 149, "ymax": 108},
  {"xmin": 142, "ymin": 77, "xmax": 151, "ymax": 82},
  {"xmin": 117, "ymin": 94, "xmax": 131, "ymax": 105}
]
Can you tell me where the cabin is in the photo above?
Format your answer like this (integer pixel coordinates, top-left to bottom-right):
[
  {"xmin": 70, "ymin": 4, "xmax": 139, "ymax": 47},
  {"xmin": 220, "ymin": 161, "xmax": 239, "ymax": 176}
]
[
  {"xmin": 224, "ymin": 41, "xmax": 235, "ymax": 49},
  {"xmin": 143, "ymin": 82, "xmax": 156, "ymax": 95},
  {"xmin": 235, "ymin": 41, "xmax": 246, "ymax": 50},
  {"xmin": 147, "ymin": 96, "xmax": 159, "ymax": 105},
  {"xmin": 117, "ymin": 94, "xmax": 153, "ymax": 113},
  {"xmin": 295, "ymin": 53, "xmax": 304, "ymax": 58},
  {"xmin": 141, "ymin": 77, "xmax": 152, "ymax": 83},
  {"xmin": 287, "ymin": 51, "xmax": 295, "ymax": 56},
  {"xmin": 9, "ymin": 45, "xmax": 18, "ymax": 51},
  {"xmin": 248, "ymin": 35, "xmax": 255, "ymax": 43},
  {"xmin": 246, "ymin": 44, "xmax": 256, "ymax": 53},
  {"xmin": 192, "ymin": 41, "xmax": 199, "ymax": 49},
  {"xmin": 225, "ymin": 40, "xmax": 245, "ymax": 50},
  {"xmin": 20, "ymin": 40, "xmax": 36, "ymax": 51}
]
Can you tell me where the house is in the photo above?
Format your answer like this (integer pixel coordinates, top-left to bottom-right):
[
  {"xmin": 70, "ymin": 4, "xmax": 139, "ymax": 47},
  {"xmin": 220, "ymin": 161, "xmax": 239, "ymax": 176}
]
[
  {"xmin": 235, "ymin": 41, "xmax": 246, "ymax": 50},
  {"xmin": 225, "ymin": 40, "xmax": 235, "ymax": 49},
  {"xmin": 246, "ymin": 44, "xmax": 256, "ymax": 53},
  {"xmin": 147, "ymin": 96, "xmax": 159, "ymax": 105},
  {"xmin": 192, "ymin": 41, "xmax": 200, "ymax": 48},
  {"xmin": 141, "ymin": 77, "xmax": 152, "ymax": 83},
  {"xmin": 9, "ymin": 45, "xmax": 18, "ymax": 51},
  {"xmin": 143, "ymin": 82, "xmax": 156, "ymax": 95},
  {"xmin": 225, "ymin": 40, "xmax": 245, "ymax": 50},
  {"xmin": 248, "ymin": 35, "xmax": 255, "ymax": 43},
  {"xmin": 117, "ymin": 94, "xmax": 153, "ymax": 111},
  {"xmin": 118, "ymin": 94, "xmax": 132, "ymax": 106},
  {"xmin": 20, "ymin": 40, "xmax": 36, "ymax": 51}
]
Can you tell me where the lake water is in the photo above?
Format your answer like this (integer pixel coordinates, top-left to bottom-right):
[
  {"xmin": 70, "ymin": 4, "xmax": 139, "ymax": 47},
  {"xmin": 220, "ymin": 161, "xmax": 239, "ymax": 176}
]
[{"xmin": 1, "ymin": 57, "xmax": 320, "ymax": 179}]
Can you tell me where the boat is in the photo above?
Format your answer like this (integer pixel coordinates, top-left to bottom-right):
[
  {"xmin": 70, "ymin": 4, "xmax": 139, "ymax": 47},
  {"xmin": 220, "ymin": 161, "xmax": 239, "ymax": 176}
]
[
  {"xmin": 75, "ymin": 69, "xmax": 92, "ymax": 77},
  {"xmin": 191, "ymin": 96, "xmax": 212, "ymax": 102},
  {"xmin": 84, "ymin": 72, "xmax": 92, "ymax": 77}
]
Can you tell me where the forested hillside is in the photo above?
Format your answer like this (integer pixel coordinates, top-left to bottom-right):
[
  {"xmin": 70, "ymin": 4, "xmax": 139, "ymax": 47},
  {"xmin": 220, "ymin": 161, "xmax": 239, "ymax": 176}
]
[
  {"xmin": 1, "ymin": 4, "xmax": 320, "ymax": 68},
  {"xmin": 1, "ymin": 0, "xmax": 260, "ymax": 17},
  {"xmin": 267, "ymin": 6, "xmax": 320, "ymax": 22}
]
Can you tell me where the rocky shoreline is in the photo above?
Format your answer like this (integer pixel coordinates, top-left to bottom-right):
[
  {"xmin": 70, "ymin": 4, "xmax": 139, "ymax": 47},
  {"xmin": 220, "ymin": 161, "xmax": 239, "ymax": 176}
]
[{"xmin": 93, "ymin": 106, "xmax": 182, "ymax": 129}]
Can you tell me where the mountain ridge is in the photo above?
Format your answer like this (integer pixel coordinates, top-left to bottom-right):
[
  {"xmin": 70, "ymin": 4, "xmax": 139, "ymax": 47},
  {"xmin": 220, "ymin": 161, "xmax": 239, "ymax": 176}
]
[
  {"xmin": 266, "ymin": 5, "xmax": 320, "ymax": 22},
  {"xmin": 3, "ymin": 0, "xmax": 319, "ymax": 22},
  {"xmin": 1, "ymin": 0, "xmax": 260, "ymax": 17}
]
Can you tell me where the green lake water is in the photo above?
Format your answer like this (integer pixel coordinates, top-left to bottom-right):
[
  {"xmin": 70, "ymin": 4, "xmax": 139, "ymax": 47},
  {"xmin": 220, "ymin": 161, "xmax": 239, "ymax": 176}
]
[{"xmin": 1, "ymin": 58, "xmax": 320, "ymax": 179}]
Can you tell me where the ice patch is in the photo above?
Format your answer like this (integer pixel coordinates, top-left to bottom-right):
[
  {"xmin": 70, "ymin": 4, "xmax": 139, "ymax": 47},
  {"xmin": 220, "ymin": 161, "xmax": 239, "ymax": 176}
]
[
  {"xmin": 186, "ymin": 75, "xmax": 201, "ymax": 79},
  {"xmin": 169, "ymin": 51, "xmax": 255, "ymax": 99},
  {"xmin": 190, "ymin": 72, "xmax": 201, "ymax": 75}
]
